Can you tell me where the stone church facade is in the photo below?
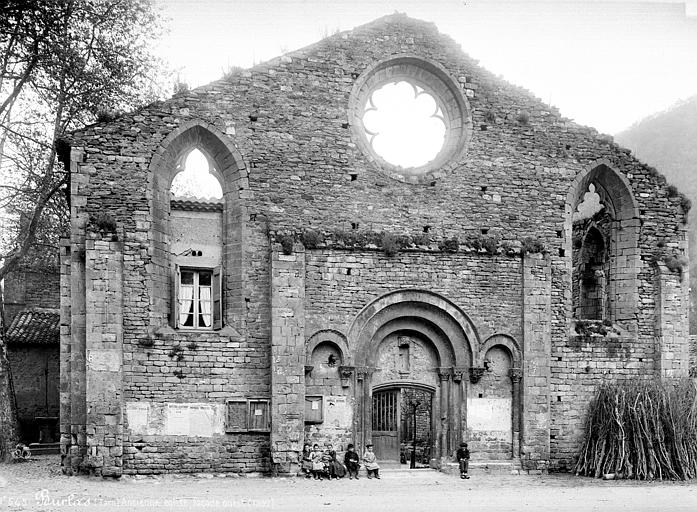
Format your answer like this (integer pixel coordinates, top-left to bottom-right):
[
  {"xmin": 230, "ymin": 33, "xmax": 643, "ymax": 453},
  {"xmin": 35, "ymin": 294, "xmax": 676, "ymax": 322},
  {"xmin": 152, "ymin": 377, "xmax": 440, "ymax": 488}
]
[{"xmin": 58, "ymin": 15, "xmax": 690, "ymax": 477}]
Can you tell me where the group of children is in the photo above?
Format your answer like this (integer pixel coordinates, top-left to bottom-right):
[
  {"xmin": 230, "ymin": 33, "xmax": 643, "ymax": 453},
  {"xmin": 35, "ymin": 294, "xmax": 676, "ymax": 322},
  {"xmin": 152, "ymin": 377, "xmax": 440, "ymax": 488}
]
[
  {"xmin": 301, "ymin": 441, "xmax": 471, "ymax": 480},
  {"xmin": 301, "ymin": 442, "xmax": 381, "ymax": 480}
]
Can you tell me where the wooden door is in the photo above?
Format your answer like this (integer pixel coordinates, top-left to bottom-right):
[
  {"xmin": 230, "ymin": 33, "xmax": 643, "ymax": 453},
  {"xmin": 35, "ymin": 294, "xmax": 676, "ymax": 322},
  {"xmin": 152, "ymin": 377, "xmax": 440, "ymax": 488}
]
[{"xmin": 372, "ymin": 389, "xmax": 399, "ymax": 462}]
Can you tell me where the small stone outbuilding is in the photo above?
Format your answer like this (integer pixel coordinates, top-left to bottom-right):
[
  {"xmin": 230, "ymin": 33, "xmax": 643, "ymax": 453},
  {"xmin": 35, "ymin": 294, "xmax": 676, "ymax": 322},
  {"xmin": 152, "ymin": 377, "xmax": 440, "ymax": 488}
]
[
  {"xmin": 3, "ymin": 261, "xmax": 61, "ymax": 445},
  {"xmin": 58, "ymin": 15, "xmax": 690, "ymax": 477}
]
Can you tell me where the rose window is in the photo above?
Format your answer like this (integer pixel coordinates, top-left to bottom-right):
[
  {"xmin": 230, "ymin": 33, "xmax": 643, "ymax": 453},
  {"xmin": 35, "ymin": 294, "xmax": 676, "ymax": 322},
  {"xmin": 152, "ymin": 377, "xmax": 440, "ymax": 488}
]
[
  {"xmin": 362, "ymin": 81, "xmax": 446, "ymax": 169},
  {"xmin": 349, "ymin": 57, "xmax": 472, "ymax": 182}
]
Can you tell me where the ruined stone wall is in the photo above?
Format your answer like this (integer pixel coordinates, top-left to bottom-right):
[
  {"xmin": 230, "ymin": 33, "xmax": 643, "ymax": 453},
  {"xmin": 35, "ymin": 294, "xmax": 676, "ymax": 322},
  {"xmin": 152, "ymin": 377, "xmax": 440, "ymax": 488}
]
[
  {"xmin": 304, "ymin": 249, "xmax": 523, "ymax": 343},
  {"xmin": 3, "ymin": 269, "xmax": 60, "ymax": 323},
  {"xmin": 61, "ymin": 14, "xmax": 688, "ymax": 473}
]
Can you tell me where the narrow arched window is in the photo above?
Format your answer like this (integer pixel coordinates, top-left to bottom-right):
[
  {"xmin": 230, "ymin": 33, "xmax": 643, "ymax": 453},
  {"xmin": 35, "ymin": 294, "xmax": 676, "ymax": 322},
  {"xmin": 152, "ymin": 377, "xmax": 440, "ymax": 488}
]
[
  {"xmin": 169, "ymin": 148, "xmax": 224, "ymax": 330},
  {"xmin": 574, "ymin": 226, "xmax": 607, "ymax": 320},
  {"xmin": 569, "ymin": 166, "xmax": 640, "ymax": 325}
]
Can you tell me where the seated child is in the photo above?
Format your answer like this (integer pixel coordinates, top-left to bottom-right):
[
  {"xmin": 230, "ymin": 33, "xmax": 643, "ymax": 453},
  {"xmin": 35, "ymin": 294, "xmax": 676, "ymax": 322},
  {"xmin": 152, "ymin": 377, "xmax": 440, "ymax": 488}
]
[
  {"xmin": 311, "ymin": 443, "xmax": 326, "ymax": 480},
  {"xmin": 344, "ymin": 443, "xmax": 360, "ymax": 479},
  {"xmin": 325, "ymin": 444, "xmax": 345, "ymax": 479},
  {"xmin": 456, "ymin": 442, "xmax": 470, "ymax": 479},
  {"xmin": 321, "ymin": 445, "xmax": 334, "ymax": 479},
  {"xmin": 301, "ymin": 443, "xmax": 312, "ymax": 478},
  {"xmin": 362, "ymin": 443, "xmax": 380, "ymax": 479}
]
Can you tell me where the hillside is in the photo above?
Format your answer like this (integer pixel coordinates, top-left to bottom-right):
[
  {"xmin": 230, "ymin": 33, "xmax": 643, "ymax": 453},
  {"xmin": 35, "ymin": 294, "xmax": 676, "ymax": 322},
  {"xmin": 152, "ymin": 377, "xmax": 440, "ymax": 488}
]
[{"xmin": 616, "ymin": 96, "xmax": 697, "ymax": 333}]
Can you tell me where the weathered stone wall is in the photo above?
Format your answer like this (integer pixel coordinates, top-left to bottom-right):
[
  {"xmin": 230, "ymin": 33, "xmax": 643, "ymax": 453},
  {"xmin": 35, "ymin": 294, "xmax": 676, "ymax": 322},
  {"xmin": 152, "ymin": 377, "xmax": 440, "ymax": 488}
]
[
  {"xmin": 60, "ymin": 14, "xmax": 689, "ymax": 474},
  {"xmin": 305, "ymin": 342, "xmax": 354, "ymax": 453},
  {"xmin": 270, "ymin": 244, "xmax": 306, "ymax": 473},
  {"xmin": 3, "ymin": 269, "xmax": 60, "ymax": 323},
  {"xmin": 467, "ymin": 346, "xmax": 513, "ymax": 460},
  {"xmin": 122, "ymin": 433, "xmax": 269, "ymax": 474},
  {"xmin": 304, "ymin": 250, "xmax": 523, "ymax": 343}
]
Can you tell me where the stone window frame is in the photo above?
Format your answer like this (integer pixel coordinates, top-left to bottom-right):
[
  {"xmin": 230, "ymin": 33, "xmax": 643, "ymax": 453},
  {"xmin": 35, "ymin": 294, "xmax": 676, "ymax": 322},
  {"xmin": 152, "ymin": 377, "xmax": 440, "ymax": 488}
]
[
  {"xmin": 304, "ymin": 395, "xmax": 324, "ymax": 424},
  {"xmin": 225, "ymin": 398, "xmax": 271, "ymax": 433},
  {"xmin": 565, "ymin": 160, "xmax": 641, "ymax": 326},
  {"xmin": 172, "ymin": 265, "xmax": 222, "ymax": 330},
  {"xmin": 348, "ymin": 55, "xmax": 473, "ymax": 184}
]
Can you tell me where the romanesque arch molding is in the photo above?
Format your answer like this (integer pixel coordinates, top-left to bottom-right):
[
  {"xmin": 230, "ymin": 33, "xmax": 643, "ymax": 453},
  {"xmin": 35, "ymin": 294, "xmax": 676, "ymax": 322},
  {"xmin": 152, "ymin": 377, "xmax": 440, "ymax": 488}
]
[
  {"xmin": 306, "ymin": 329, "xmax": 350, "ymax": 364},
  {"xmin": 348, "ymin": 289, "xmax": 478, "ymax": 367},
  {"xmin": 368, "ymin": 317, "xmax": 452, "ymax": 368},
  {"xmin": 479, "ymin": 333, "xmax": 522, "ymax": 368}
]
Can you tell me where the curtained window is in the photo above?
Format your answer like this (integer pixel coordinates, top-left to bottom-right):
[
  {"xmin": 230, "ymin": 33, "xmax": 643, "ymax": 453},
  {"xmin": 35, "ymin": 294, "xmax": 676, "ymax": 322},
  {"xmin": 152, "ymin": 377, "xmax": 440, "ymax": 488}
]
[{"xmin": 175, "ymin": 268, "xmax": 218, "ymax": 329}]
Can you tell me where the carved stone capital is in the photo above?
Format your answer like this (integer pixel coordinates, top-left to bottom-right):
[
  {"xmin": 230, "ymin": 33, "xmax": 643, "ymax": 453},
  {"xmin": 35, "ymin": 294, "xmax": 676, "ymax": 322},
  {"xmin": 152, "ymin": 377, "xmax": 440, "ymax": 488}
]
[
  {"xmin": 509, "ymin": 367, "xmax": 523, "ymax": 383},
  {"xmin": 453, "ymin": 366, "xmax": 468, "ymax": 383},
  {"xmin": 339, "ymin": 365, "xmax": 355, "ymax": 379},
  {"xmin": 437, "ymin": 367, "xmax": 451, "ymax": 382},
  {"xmin": 304, "ymin": 365, "xmax": 314, "ymax": 375},
  {"xmin": 339, "ymin": 365, "xmax": 354, "ymax": 388},
  {"xmin": 468, "ymin": 367, "xmax": 486, "ymax": 384},
  {"xmin": 355, "ymin": 366, "xmax": 375, "ymax": 380}
]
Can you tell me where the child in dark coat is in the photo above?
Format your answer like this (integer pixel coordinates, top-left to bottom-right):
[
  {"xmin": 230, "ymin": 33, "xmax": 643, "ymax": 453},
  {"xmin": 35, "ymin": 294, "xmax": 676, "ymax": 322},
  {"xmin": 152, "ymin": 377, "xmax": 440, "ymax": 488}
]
[
  {"xmin": 456, "ymin": 442, "xmax": 470, "ymax": 479},
  {"xmin": 344, "ymin": 443, "xmax": 360, "ymax": 479}
]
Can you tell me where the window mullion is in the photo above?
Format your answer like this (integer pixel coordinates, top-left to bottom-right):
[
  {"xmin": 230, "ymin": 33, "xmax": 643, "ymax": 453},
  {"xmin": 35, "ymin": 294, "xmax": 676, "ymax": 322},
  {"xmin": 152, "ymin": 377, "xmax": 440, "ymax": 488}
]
[{"xmin": 194, "ymin": 271, "xmax": 200, "ymax": 329}]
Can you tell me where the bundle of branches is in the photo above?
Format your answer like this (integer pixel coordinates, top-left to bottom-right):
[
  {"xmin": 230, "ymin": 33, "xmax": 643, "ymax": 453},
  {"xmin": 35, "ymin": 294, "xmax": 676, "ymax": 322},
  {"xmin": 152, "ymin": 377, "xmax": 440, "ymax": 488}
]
[{"xmin": 575, "ymin": 379, "xmax": 697, "ymax": 480}]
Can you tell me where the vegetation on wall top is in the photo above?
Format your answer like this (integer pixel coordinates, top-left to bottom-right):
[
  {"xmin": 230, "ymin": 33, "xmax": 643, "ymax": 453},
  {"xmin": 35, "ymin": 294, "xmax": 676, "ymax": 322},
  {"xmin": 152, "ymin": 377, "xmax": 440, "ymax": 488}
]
[{"xmin": 271, "ymin": 229, "xmax": 547, "ymax": 257}]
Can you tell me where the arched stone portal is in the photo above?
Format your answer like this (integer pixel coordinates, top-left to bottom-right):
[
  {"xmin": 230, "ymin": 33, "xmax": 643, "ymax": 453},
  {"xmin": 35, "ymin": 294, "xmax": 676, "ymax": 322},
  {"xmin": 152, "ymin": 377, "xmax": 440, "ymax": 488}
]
[{"xmin": 347, "ymin": 290, "xmax": 476, "ymax": 464}]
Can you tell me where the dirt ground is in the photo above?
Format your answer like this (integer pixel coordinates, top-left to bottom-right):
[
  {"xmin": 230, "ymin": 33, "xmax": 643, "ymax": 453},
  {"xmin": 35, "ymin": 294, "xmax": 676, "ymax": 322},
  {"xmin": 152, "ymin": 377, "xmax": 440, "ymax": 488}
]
[{"xmin": 1, "ymin": 456, "xmax": 696, "ymax": 512}]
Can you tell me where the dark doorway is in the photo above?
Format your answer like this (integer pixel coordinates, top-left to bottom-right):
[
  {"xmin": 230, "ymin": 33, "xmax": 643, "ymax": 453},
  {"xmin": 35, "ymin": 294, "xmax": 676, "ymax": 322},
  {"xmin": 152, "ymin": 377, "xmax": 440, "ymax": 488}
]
[
  {"xmin": 372, "ymin": 386, "xmax": 434, "ymax": 466},
  {"xmin": 400, "ymin": 388, "xmax": 433, "ymax": 468}
]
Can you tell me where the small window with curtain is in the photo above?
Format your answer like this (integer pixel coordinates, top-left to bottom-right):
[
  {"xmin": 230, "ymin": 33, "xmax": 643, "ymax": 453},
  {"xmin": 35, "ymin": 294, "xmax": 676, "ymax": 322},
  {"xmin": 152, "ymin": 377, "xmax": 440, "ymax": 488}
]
[
  {"xmin": 179, "ymin": 269, "xmax": 213, "ymax": 329},
  {"xmin": 173, "ymin": 266, "xmax": 222, "ymax": 330}
]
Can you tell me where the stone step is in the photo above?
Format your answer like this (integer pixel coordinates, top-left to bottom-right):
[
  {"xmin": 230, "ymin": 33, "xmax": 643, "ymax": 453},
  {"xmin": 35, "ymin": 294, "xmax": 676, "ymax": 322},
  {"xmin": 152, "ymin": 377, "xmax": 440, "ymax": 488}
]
[
  {"xmin": 442, "ymin": 460, "xmax": 522, "ymax": 475},
  {"xmin": 380, "ymin": 462, "xmax": 435, "ymax": 472},
  {"xmin": 28, "ymin": 442, "xmax": 61, "ymax": 455}
]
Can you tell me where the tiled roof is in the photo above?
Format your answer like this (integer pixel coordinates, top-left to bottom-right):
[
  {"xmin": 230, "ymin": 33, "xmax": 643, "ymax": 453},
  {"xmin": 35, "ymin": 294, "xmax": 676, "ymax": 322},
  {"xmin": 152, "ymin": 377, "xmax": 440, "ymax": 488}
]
[
  {"xmin": 170, "ymin": 197, "xmax": 223, "ymax": 212},
  {"xmin": 5, "ymin": 309, "xmax": 60, "ymax": 346}
]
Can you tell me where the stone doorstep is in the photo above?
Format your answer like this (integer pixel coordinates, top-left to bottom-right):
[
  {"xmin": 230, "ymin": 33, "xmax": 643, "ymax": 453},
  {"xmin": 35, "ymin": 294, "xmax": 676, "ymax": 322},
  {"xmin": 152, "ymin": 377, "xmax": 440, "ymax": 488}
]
[
  {"xmin": 442, "ymin": 460, "xmax": 524, "ymax": 476},
  {"xmin": 28, "ymin": 442, "xmax": 61, "ymax": 455}
]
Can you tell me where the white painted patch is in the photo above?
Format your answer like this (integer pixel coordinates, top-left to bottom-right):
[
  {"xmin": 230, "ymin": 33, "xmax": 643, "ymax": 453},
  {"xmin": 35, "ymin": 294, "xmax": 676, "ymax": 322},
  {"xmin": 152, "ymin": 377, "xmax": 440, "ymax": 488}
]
[
  {"xmin": 467, "ymin": 398, "xmax": 512, "ymax": 432},
  {"xmin": 126, "ymin": 402, "xmax": 149, "ymax": 432},
  {"xmin": 87, "ymin": 350, "xmax": 121, "ymax": 371},
  {"xmin": 324, "ymin": 396, "xmax": 351, "ymax": 427},
  {"xmin": 126, "ymin": 401, "xmax": 225, "ymax": 437}
]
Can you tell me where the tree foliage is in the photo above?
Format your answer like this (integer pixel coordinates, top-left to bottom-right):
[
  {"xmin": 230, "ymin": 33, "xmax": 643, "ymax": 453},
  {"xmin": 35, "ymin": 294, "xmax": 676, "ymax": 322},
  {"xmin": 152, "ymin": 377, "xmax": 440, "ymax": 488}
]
[
  {"xmin": 0, "ymin": 0, "xmax": 166, "ymax": 460},
  {"xmin": 0, "ymin": 0, "xmax": 167, "ymax": 281}
]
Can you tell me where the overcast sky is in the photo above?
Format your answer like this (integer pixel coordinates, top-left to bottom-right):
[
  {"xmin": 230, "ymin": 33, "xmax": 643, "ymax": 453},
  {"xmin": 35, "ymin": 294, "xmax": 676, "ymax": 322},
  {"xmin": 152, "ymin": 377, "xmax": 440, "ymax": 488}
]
[{"xmin": 153, "ymin": 0, "xmax": 697, "ymax": 134}]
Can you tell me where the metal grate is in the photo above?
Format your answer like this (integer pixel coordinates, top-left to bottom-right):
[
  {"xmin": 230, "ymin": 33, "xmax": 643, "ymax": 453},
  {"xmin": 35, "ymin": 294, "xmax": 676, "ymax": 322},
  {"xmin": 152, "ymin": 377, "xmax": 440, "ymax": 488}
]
[{"xmin": 372, "ymin": 390, "xmax": 398, "ymax": 431}]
